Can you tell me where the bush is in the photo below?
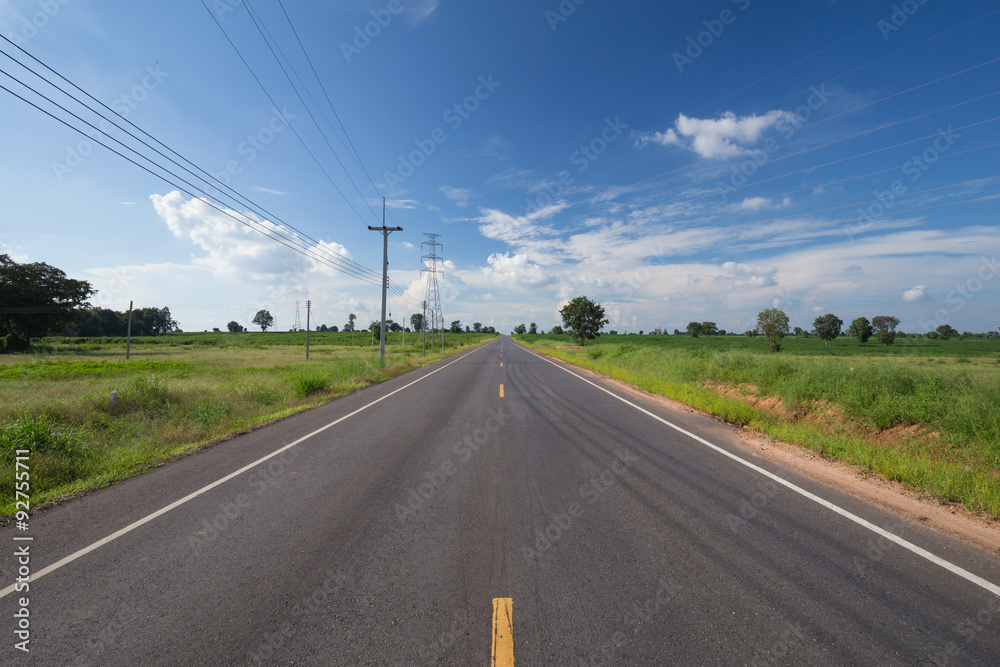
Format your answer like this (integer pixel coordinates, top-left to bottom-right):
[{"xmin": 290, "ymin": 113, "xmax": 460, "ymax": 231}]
[
  {"xmin": 0, "ymin": 414, "xmax": 91, "ymax": 497},
  {"xmin": 292, "ymin": 373, "xmax": 330, "ymax": 398}
]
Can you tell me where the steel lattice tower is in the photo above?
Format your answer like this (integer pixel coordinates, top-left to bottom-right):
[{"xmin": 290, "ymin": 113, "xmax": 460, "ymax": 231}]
[{"xmin": 421, "ymin": 233, "xmax": 444, "ymax": 347}]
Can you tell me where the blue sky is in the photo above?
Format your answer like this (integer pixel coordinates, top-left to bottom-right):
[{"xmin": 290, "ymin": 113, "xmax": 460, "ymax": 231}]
[{"xmin": 1, "ymin": 0, "xmax": 998, "ymax": 334}]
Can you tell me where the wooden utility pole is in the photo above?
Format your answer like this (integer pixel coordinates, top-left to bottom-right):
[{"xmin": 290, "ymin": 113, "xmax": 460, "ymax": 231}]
[
  {"xmin": 368, "ymin": 198, "xmax": 402, "ymax": 362},
  {"xmin": 126, "ymin": 300, "xmax": 133, "ymax": 361}
]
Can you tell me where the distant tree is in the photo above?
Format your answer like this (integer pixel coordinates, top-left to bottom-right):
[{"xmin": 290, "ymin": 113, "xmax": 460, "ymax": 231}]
[
  {"xmin": 813, "ymin": 313, "xmax": 843, "ymax": 345},
  {"xmin": 639, "ymin": 330, "xmax": 644, "ymax": 335},
  {"xmin": 701, "ymin": 321, "xmax": 718, "ymax": 336},
  {"xmin": 227, "ymin": 321, "xmax": 244, "ymax": 333},
  {"xmin": 847, "ymin": 317, "xmax": 873, "ymax": 343},
  {"xmin": 473, "ymin": 322, "xmax": 482, "ymax": 333},
  {"xmin": 673, "ymin": 329, "xmax": 681, "ymax": 335},
  {"xmin": 551, "ymin": 325, "xmax": 563, "ymax": 335},
  {"xmin": 389, "ymin": 321, "xmax": 403, "ymax": 333},
  {"xmin": 686, "ymin": 321, "xmax": 703, "ymax": 337},
  {"xmin": 935, "ymin": 324, "xmax": 958, "ymax": 340},
  {"xmin": 345, "ymin": 313, "xmax": 357, "ymax": 332},
  {"xmin": 410, "ymin": 313, "xmax": 424, "ymax": 332},
  {"xmin": 252, "ymin": 309, "xmax": 274, "ymax": 332},
  {"xmin": 528, "ymin": 322, "xmax": 538, "ymax": 334},
  {"xmin": 926, "ymin": 331, "xmax": 939, "ymax": 340},
  {"xmin": 743, "ymin": 330, "xmax": 756, "ymax": 337},
  {"xmin": 212, "ymin": 327, "xmax": 221, "ymax": 333},
  {"xmin": 756, "ymin": 308, "xmax": 790, "ymax": 352},
  {"xmin": 449, "ymin": 320, "xmax": 462, "ymax": 334},
  {"xmin": 0, "ymin": 254, "xmax": 96, "ymax": 348},
  {"xmin": 560, "ymin": 296, "xmax": 608, "ymax": 346},
  {"xmin": 483, "ymin": 326, "xmax": 496, "ymax": 334},
  {"xmin": 872, "ymin": 315, "xmax": 900, "ymax": 346},
  {"xmin": 513, "ymin": 323, "xmax": 527, "ymax": 334},
  {"xmin": 608, "ymin": 329, "xmax": 618, "ymax": 335}
]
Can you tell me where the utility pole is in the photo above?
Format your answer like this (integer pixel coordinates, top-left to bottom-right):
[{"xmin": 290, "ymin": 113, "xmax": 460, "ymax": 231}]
[
  {"xmin": 368, "ymin": 198, "xmax": 402, "ymax": 362},
  {"xmin": 305, "ymin": 300, "xmax": 311, "ymax": 360},
  {"xmin": 422, "ymin": 300, "xmax": 427, "ymax": 357},
  {"xmin": 126, "ymin": 300, "xmax": 133, "ymax": 361}
]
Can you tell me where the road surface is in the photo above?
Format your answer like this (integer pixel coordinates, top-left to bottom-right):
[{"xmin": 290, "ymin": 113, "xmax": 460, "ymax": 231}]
[{"xmin": 3, "ymin": 336, "xmax": 999, "ymax": 665}]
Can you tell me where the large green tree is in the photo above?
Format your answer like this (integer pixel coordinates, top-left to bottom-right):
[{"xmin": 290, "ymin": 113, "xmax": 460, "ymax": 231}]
[
  {"xmin": 756, "ymin": 308, "xmax": 790, "ymax": 352},
  {"xmin": 872, "ymin": 315, "xmax": 900, "ymax": 346},
  {"xmin": 847, "ymin": 317, "xmax": 874, "ymax": 343},
  {"xmin": 813, "ymin": 313, "xmax": 843, "ymax": 345},
  {"xmin": 560, "ymin": 296, "xmax": 608, "ymax": 346},
  {"xmin": 0, "ymin": 254, "xmax": 95, "ymax": 348},
  {"xmin": 252, "ymin": 309, "xmax": 274, "ymax": 332}
]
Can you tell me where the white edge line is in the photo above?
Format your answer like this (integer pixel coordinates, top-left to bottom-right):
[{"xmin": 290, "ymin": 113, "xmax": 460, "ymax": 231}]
[
  {"xmin": 521, "ymin": 343, "xmax": 1000, "ymax": 599},
  {"xmin": 0, "ymin": 342, "xmax": 492, "ymax": 599}
]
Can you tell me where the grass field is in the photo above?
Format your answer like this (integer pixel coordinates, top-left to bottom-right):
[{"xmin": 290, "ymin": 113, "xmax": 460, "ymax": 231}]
[
  {"xmin": 514, "ymin": 333, "xmax": 1000, "ymax": 519},
  {"xmin": 0, "ymin": 331, "xmax": 496, "ymax": 517}
]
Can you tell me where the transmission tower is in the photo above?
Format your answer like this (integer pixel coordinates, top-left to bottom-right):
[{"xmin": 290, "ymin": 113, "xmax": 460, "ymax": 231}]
[
  {"xmin": 293, "ymin": 301, "xmax": 301, "ymax": 341},
  {"xmin": 422, "ymin": 233, "xmax": 444, "ymax": 350}
]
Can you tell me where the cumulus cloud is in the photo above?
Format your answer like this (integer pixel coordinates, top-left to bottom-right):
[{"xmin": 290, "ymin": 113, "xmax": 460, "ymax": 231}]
[
  {"xmin": 738, "ymin": 196, "xmax": 792, "ymax": 211},
  {"xmin": 474, "ymin": 252, "xmax": 553, "ymax": 290},
  {"xmin": 902, "ymin": 285, "xmax": 929, "ymax": 302},
  {"xmin": 640, "ymin": 110, "xmax": 798, "ymax": 159},
  {"xmin": 149, "ymin": 191, "xmax": 352, "ymax": 279}
]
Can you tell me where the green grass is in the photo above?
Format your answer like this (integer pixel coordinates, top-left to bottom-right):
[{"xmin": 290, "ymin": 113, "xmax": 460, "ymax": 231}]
[
  {"xmin": 515, "ymin": 333, "xmax": 1000, "ymax": 518},
  {"xmin": 0, "ymin": 332, "xmax": 497, "ymax": 516}
]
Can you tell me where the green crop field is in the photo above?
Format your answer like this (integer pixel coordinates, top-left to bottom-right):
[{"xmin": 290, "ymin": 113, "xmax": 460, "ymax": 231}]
[
  {"xmin": 0, "ymin": 331, "xmax": 496, "ymax": 517},
  {"xmin": 514, "ymin": 333, "xmax": 1000, "ymax": 519}
]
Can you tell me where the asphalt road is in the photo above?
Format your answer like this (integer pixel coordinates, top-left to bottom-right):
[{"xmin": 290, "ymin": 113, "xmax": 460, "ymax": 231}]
[{"xmin": 3, "ymin": 336, "xmax": 999, "ymax": 665}]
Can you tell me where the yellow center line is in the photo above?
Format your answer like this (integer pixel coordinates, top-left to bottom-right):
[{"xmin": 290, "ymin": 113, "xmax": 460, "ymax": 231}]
[
  {"xmin": 491, "ymin": 598, "xmax": 514, "ymax": 666},
  {"xmin": 499, "ymin": 384, "xmax": 504, "ymax": 398}
]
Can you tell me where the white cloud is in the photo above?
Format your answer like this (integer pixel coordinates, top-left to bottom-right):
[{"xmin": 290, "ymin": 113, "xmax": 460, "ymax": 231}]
[
  {"xmin": 481, "ymin": 136, "xmax": 511, "ymax": 160},
  {"xmin": 641, "ymin": 110, "xmax": 798, "ymax": 159},
  {"xmin": 249, "ymin": 187, "xmax": 291, "ymax": 196},
  {"xmin": 739, "ymin": 197, "xmax": 771, "ymax": 211},
  {"xmin": 440, "ymin": 186, "xmax": 475, "ymax": 208},
  {"xmin": 476, "ymin": 252, "xmax": 553, "ymax": 289},
  {"xmin": 477, "ymin": 202, "xmax": 567, "ymax": 243},
  {"xmin": 407, "ymin": 0, "xmax": 439, "ymax": 25},
  {"xmin": 902, "ymin": 285, "xmax": 929, "ymax": 302}
]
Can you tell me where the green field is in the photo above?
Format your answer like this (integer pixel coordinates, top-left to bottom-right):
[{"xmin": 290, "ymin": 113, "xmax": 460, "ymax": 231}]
[
  {"xmin": 514, "ymin": 333, "xmax": 1000, "ymax": 518},
  {"xmin": 0, "ymin": 331, "xmax": 496, "ymax": 517}
]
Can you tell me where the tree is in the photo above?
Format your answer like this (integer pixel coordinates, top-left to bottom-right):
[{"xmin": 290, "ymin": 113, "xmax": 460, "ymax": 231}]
[
  {"xmin": 551, "ymin": 325, "xmax": 563, "ymax": 335},
  {"xmin": 756, "ymin": 308, "xmax": 789, "ymax": 352},
  {"xmin": 227, "ymin": 321, "xmax": 244, "ymax": 333},
  {"xmin": 813, "ymin": 313, "xmax": 843, "ymax": 345},
  {"xmin": 935, "ymin": 324, "xmax": 958, "ymax": 340},
  {"xmin": 872, "ymin": 315, "xmax": 900, "ymax": 346},
  {"xmin": 252, "ymin": 309, "xmax": 274, "ymax": 332},
  {"xmin": 473, "ymin": 322, "xmax": 482, "ymax": 333},
  {"xmin": 847, "ymin": 317, "xmax": 873, "ymax": 343},
  {"xmin": 686, "ymin": 321, "xmax": 703, "ymax": 337},
  {"xmin": 560, "ymin": 296, "xmax": 608, "ymax": 346},
  {"xmin": 926, "ymin": 330, "xmax": 939, "ymax": 340},
  {"xmin": 449, "ymin": 320, "xmax": 462, "ymax": 334},
  {"xmin": 701, "ymin": 321, "xmax": 718, "ymax": 336},
  {"xmin": 528, "ymin": 322, "xmax": 538, "ymax": 334},
  {"xmin": 410, "ymin": 313, "xmax": 424, "ymax": 332},
  {"xmin": 0, "ymin": 254, "xmax": 96, "ymax": 347},
  {"xmin": 212, "ymin": 327, "xmax": 221, "ymax": 333},
  {"xmin": 513, "ymin": 323, "xmax": 527, "ymax": 334},
  {"xmin": 345, "ymin": 313, "xmax": 357, "ymax": 332},
  {"xmin": 793, "ymin": 326, "xmax": 804, "ymax": 337}
]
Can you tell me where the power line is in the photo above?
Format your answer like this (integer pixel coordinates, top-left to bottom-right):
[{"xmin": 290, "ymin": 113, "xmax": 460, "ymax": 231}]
[
  {"xmin": 197, "ymin": 0, "xmax": 376, "ymax": 228},
  {"xmin": 0, "ymin": 35, "xmax": 387, "ymax": 284}
]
